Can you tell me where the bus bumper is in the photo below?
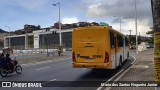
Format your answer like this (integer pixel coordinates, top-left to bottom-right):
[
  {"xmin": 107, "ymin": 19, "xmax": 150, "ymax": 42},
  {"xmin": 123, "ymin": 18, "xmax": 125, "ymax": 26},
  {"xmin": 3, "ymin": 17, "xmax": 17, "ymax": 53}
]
[{"xmin": 72, "ymin": 62, "xmax": 112, "ymax": 69}]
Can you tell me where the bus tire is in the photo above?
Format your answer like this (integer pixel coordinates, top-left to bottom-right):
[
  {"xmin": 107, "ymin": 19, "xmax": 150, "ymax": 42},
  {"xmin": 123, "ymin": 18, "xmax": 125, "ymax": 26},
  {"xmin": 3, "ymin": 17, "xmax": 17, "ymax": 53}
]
[
  {"xmin": 119, "ymin": 55, "xmax": 122, "ymax": 68},
  {"xmin": 126, "ymin": 52, "xmax": 129, "ymax": 61},
  {"xmin": 127, "ymin": 52, "xmax": 129, "ymax": 58}
]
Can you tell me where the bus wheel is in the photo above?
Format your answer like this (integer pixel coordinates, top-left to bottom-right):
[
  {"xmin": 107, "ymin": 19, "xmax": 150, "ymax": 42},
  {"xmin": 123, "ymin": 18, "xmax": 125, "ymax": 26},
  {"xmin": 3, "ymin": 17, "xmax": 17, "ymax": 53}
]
[
  {"xmin": 126, "ymin": 52, "xmax": 129, "ymax": 61},
  {"xmin": 119, "ymin": 55, "xmax": 122, "ymax": 68}
]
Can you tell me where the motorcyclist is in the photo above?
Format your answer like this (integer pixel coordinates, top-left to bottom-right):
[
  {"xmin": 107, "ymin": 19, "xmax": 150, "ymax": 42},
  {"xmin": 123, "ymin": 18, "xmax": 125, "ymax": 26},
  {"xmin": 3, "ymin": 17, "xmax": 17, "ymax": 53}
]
[
  {"xmin": 0, "ymin": 55, "xmax": 2, "ymax": 67},
  {"xmin": 6, "ymin": 53, "xmax": 11, "ymax": 64},
  {"xmin": 6, "ymin": 53, "xmax": 14, "ymax": 71},
  {"xmin": 0, "ymin": 53, "xmax": 7, "ymax": 69}
]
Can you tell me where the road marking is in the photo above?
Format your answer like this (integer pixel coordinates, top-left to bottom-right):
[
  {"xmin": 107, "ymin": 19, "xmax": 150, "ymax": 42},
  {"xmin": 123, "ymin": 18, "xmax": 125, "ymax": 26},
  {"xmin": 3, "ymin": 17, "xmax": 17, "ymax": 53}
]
[
  {"xmin": 107, "ymin": 69, "xmax": 124, "ymax": 81},
  {"xmin": 42, "ymin": 79, "xmax": 57, "ymax": 85},
  {"xmin": 21, "ymin": 57, "xmax": 72, "ymax": 67},
  {"xmin": 35, "ymin": 67, "xmax": 50, "ymax": 71},
  {"xmin": 35, "ymin": 62, "xmax": 42, "ymax": 64},
  {"xmin": 97, "ymin": 55, "xmax": 137, "ymax": 90},
  {"xmin": 97, "ymin": 69, "xmax": 124, "ymax": 90},
  {"xmin": 82, "ymin": 68, "xmax": 87, "ymax": 70},
  {"xmin": 131, "ymin": 55, "xmax": 136, "ymax": 64},
  {"xmin": 21, "ymin": 64, "xmax": 29, "ymax": 67},
  {"xmin": 132, "ymin": 65, "xmax": 149, "ymax": 69},
  {"xmin": 27, "ymin": 63, "xmax": 35, "ymax": 66},
  {"xmin": 50, "ymin": 79, "xmax": 57, "ymax": 81},
  {"xmin": 58, "ymin": 57, "xmax": 72, "ymax": 61}
]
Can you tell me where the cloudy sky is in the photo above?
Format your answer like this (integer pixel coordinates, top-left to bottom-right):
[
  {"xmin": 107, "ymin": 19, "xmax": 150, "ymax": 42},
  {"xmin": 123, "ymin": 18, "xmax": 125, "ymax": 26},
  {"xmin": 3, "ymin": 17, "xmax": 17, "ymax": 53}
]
[{"xmin": 0, "ymin": 0, "xmax": 153, "ymax": 36}]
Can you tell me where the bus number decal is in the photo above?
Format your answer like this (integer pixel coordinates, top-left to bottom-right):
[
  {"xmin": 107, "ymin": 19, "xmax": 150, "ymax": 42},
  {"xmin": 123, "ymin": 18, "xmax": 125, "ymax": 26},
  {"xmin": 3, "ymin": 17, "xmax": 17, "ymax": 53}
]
[{"xmin": 93, "ymin": 55, "xmax": 103, "ymax": 59}]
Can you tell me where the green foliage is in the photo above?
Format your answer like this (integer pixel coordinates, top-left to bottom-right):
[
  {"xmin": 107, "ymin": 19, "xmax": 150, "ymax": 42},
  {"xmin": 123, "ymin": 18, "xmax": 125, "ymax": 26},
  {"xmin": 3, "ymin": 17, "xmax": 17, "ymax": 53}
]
[
  {"xmin": 57, "ymin": 45, "xmax": 63, "ymax": 51},
  {"xmin": 146, "ymin": 30, "xmax": 154, "ymax": 43},
  {"xmin": 146, "ymin": 30, "xmax": 154, "ymax": 34},
  {"xmin": 28, "ymin": 35, "xmax": 33, "ymax": 48}
]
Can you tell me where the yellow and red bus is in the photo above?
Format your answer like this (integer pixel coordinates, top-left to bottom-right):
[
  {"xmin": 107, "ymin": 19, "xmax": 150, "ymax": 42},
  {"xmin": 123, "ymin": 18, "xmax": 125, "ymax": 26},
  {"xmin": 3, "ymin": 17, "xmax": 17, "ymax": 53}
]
[{"xmin": 72, "ymin": 26, "xmax": 130, "ymax": 69}]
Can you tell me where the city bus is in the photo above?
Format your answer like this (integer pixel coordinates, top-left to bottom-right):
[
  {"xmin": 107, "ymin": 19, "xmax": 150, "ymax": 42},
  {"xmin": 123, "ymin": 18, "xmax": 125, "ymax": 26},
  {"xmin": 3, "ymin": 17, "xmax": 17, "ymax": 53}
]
[{"xmin": 72, "ymin": 26, "xmax": 130, "ymax": 69}]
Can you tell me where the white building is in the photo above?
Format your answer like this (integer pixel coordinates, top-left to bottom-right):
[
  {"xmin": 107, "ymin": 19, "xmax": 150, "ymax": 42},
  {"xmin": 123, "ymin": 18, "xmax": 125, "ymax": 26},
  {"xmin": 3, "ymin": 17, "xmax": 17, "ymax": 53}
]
[{"xmin": 4, "ymin": 29, "xmax": 73, "ymax": 49}]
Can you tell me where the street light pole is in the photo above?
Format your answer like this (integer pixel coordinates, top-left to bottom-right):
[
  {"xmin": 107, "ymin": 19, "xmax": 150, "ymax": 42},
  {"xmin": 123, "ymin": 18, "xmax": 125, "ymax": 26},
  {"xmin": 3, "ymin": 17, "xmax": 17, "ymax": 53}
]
[
  {"xmin": 5, "ymin": 26, "xmax": 10, "ymax": 48},
  {"xmin": 53, "ymin": 3, "xmax": 62, "ymax": 46},
  {"xmin": 114, "ymin": 16, "xmax": 122, "ymax": 32},
  {"xmin": 120, "ymin": 17, "xmax": 121, "ymax": 32},
  {"xmin": 129, "ymin": 30, "xmax": 132, "ymax": 36},
  {"xmin": 135, "ymin": 0, "xmax": 138, "ymax": 54}
]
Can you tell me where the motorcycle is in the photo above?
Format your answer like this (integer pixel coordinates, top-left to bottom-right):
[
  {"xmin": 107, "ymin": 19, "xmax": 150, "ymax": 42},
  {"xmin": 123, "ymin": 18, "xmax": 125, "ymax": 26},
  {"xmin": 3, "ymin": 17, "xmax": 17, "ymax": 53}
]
[{"xmin": 0, "ymin": 59, "xmax": 22, "ymax": 77}]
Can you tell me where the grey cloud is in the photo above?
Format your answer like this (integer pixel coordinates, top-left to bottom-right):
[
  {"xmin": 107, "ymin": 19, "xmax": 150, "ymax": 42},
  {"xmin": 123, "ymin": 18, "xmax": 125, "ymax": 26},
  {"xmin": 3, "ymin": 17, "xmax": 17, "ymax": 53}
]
[{"xmin": 87, "ymin": 0, "xmax": 153, "ymax": 26}]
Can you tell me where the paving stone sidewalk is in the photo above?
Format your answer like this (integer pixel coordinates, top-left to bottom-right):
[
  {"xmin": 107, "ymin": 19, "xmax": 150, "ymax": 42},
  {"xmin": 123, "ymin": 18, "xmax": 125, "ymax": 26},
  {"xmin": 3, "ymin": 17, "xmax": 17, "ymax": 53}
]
[{"xmin": 105, "ymin": 48, "xmax": 155, "ymax": 90}]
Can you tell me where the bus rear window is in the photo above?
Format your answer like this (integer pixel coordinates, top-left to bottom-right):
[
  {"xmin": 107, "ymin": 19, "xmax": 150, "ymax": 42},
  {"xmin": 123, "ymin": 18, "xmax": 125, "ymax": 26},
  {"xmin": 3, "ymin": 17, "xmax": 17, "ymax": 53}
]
[{"xmin": 74, "ymin": 30, "xmax": 106, "ymax": 42}]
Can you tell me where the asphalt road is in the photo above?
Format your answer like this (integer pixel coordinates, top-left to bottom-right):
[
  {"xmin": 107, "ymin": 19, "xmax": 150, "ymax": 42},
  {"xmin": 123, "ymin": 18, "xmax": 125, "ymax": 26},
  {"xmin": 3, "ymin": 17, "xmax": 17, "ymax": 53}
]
[{"xmin": 0, "ymin": 51, "xmax": 135, "ymax": 90}]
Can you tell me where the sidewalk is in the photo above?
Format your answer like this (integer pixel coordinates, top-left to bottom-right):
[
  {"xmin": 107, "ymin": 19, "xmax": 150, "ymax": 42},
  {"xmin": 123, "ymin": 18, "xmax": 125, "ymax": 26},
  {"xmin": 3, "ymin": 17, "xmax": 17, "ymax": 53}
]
[{"xmin": 106, "ymin": 48, "xmax": 154, "ymax": 90}]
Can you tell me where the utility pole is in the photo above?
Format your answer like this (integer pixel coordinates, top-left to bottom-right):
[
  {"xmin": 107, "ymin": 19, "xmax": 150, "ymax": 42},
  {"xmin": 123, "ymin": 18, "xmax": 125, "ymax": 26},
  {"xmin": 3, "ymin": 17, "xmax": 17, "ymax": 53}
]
[
  {"xmin": 114, "ymin": 16, "xmax": 122, "ymax": 32},
  {"xmin": 5, "ymin": 26, "xmax": 10, "ymax": 48},
  {"xmin": 135, "ymin": 0, "xmax": 138, "ymax": 54},
  {"xmin": 129, "ymin": 30, "xmax": 132, "ymax": 43},
  {"xmin": 120, "ymin": 17, "xmax": 121, "ymax": 32}
]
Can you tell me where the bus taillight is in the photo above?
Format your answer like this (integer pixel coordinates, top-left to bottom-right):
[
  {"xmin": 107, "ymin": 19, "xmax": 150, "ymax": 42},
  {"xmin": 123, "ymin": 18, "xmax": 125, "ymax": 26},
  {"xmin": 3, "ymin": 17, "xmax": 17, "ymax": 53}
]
[
  {"xmin": 105, "ymin": 51, "xmax": 109, "ymax": 63},
  {"xmin": 72, "ymin": 52, "xmax": 76, "ymax": 62}
]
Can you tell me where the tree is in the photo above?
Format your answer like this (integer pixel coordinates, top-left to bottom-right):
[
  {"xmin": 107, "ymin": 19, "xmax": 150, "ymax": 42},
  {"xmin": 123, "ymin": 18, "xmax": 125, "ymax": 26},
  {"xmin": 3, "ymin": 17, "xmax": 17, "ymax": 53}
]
[
  {"xmin": 146, "ymin": 29, "xmax": 154, "ymax": 43},
  {"xmin": 28, "ymin": 35, "xmax": 33, "ymax": 48}
]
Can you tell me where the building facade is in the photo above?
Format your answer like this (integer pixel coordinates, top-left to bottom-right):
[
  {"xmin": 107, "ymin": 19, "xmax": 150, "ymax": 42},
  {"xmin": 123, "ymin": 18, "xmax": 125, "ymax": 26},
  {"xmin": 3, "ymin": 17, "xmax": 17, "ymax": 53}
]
[{"xmin": 4, "ymin": 29, "xmax": 73, "ymax": 50}]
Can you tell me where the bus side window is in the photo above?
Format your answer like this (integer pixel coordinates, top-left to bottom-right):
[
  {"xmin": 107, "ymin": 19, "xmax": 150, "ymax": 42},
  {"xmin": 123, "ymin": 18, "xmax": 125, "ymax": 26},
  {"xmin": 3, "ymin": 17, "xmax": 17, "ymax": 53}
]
[
  {"xmin": 118, "ymin": 35, "xmax": 123, "ymax": 47},
  {"xmin": 110, "ymin": 32, "xmax": 115, "ymax": 48},
  {"xmin": 125, "ymin": 38, "xmax": 128, "ymax": 46}
]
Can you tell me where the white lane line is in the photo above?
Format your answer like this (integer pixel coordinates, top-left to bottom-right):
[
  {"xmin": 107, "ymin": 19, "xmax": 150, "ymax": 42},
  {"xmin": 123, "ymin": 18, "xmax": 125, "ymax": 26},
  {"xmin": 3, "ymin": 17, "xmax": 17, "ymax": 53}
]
[
  {"xmin": 27, "ymin": 63, "xmax": 35, "ymax": 66},
  {"xmin": 35, "ymin": 62, "xmax": 42, "ymax": 64},
  {"xmin": 21, "ymin": 64, "xmax": 29, "ymax": 67},
  {"xmin": 103, "ymin": 55, "xmax": 137, "ymax": 90},
  {"xmin": 21, "ymin": 57, "xmax": 72, "ymax": 67},
  {"xmin": 50, "ymin": 79, "xmax": 57, "ymax": 81},
  {"xmin": 42, "ymin": 79, "xmax": 57, "ymax": 85},
  {"xmin": 130, "ymin": 55, "xmax": 136, "ymax": 65},
  {"xmin": 58, "ymin": 57, "xmax": 72, "ymax": 61},
  {"xmin": 35, "ymin": 67, "xmax": 50, "ymax": 71},
  {"xmin": 82, "ymin": 68, "xmax": 87, "ymax": 70},
  {"xmin": 97, "ymin": 69, "xmax": 124, "ymax": 90},
  {"xmin": 107, "ymin": 69, "xmax": 124, "ymax": 81}
]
